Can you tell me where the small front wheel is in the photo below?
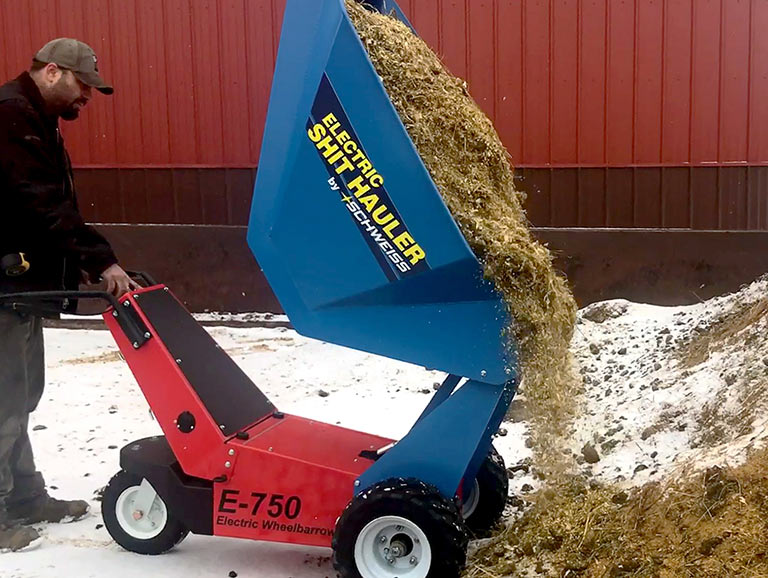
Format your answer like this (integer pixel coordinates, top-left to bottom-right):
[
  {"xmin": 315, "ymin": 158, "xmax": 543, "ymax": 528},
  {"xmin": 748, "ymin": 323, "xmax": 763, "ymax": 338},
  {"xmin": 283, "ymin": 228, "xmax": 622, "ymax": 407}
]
[
  {"xmin": 332, "ymin": 478, "xmax": 469, "ymax": 578},
  {"xmin": 102, "ymin": 470, "xmax": 188, "ymax": 555}
]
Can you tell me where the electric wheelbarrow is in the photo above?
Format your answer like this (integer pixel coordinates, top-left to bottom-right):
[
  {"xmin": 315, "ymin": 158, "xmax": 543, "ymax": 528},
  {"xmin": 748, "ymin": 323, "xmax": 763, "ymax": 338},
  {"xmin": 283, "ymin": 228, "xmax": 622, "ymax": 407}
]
[{"xmin": 1, "ymin": 1, "xmax": 520, "ymax": 576}]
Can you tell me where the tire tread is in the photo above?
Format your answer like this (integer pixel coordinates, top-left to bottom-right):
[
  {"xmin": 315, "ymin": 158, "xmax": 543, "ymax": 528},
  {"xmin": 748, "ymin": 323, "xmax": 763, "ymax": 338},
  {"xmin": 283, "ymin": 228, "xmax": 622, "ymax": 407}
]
[
  {"xmin": 464, "ymin": 447, "xmax": 509, "ymax": 537},
  {"xmin": 332, "ymin": 478, "xmax": 468, "ymax": 578}
]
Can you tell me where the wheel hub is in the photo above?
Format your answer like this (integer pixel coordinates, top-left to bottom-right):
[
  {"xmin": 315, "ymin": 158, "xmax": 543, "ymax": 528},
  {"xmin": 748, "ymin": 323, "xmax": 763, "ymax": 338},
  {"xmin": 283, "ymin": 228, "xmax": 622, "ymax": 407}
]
[
  {"xmin": 377, "ymin": 533, "xmax": 419, "ymax": 570},
  {"xmin": 355, "ymin": 516, "xmax": 431, "ymax": 578},
  {"xmin": 115, "ymin": 482, "xmax": 168, "ymax": 540}
]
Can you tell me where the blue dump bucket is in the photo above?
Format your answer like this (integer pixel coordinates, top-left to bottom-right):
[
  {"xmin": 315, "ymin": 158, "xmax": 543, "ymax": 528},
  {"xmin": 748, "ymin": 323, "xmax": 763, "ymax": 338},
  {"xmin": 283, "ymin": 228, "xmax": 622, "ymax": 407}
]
[
  {"xmin": 247, "ymin": 0, "xmax": 517, "ymax": 385},
  {"xmin": 249, "ymin": 0, "xmax": 521, "ymax": 503}
]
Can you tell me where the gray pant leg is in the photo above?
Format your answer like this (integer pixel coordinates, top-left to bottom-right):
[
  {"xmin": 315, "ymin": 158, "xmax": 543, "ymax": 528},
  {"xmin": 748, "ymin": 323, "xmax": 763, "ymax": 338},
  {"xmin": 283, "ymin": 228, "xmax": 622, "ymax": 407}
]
[{"xmin": 0, "ymin": 311, "xmax": 46, "ymax": 507}]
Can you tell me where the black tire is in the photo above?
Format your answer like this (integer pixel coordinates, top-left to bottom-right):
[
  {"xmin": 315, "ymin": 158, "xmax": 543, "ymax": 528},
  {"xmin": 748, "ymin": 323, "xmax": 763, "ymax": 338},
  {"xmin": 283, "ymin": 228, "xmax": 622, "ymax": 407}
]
[
  {"xmin": 463, "ymin": 447, "xmax": 509, "ymax": 537},
  {"xmin": 332, "ymin": 478, "xmax": 469, "ymax": 578},
  {"xmin": 102, "ymin": 470, "xmax": 189, "ymax": 555}
]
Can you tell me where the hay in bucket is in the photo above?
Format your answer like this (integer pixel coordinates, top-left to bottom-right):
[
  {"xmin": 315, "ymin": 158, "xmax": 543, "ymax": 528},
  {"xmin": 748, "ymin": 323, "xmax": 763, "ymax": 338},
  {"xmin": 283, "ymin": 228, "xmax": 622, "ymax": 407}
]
[{"xmin": 345, "ymin": 1, "xmax": 579, "ymax": 469}]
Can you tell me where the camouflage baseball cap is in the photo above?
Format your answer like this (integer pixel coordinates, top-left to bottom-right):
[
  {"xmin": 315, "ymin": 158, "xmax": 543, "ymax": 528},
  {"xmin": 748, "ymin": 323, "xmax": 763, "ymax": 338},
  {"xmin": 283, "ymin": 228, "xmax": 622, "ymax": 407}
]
[{"xmin": 34, "ymin": 38, "xmax": 113, "ymax": 95}]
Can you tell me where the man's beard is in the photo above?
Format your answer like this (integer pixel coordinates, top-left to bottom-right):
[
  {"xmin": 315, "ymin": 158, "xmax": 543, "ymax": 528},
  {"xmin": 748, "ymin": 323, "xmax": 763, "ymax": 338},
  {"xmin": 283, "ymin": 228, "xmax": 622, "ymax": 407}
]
[
  {"xmin": 46, "ymin": 81, "xmax": 84, "ymax": 121},
  {"xmin": 59, "ymin": 104, "xmax": 80, "ymax": 121}
]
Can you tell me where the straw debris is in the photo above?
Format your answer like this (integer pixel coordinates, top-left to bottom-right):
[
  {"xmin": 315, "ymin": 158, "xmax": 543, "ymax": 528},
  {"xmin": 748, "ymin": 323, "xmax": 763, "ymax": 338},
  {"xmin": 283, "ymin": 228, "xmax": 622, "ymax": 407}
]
[
  {"xmin": 345, "ymin": 1, "xmax": 579, "ymax": 470},
  {"xmin": 678, "ymin": 295, "xmax": 768, "ymax": 369},
  {"xmin": 466, "ymin": 447, "xmax": 768, "ymax": 577}
]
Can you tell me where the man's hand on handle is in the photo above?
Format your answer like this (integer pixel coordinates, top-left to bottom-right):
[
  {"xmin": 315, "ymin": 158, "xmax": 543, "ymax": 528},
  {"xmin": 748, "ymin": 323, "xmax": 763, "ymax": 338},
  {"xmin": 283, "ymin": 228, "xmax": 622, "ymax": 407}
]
[{"xmin": 101, "ymin": 264, "xmax": 138, "ymax": 297}]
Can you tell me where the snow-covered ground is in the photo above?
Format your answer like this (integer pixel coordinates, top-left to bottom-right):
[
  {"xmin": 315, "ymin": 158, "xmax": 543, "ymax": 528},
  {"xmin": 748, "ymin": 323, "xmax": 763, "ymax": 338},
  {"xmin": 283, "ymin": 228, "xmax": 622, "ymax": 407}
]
[
  {"xmin": 568, "ymin": 277, "xmax": 768, "ymax": 487},
  {"xmin": 4, "ymin": 277, "xmax": 767, "ymax": 577}
]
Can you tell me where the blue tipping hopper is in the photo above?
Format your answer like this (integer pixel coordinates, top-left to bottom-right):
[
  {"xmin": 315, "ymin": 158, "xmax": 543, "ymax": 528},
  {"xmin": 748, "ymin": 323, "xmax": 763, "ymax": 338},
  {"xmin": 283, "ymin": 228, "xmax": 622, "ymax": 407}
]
[{"xmin": 248, "ymin": 0, "xmax": 519, "ymax": 501}]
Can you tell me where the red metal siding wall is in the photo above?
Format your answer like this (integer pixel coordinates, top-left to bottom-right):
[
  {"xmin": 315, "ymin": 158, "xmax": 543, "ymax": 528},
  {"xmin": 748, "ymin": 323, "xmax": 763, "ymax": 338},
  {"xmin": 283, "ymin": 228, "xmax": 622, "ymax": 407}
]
[
  {"xmin": 1, "ymin": 1, "xmax": 767, "ymax": 230},
  {"xmin": 1, "ymin": 0, "xmax": 766, "ymax": 169},
  {"xmin": 515, "ymin": 166, "xmax": 768, "ymax": 229}
]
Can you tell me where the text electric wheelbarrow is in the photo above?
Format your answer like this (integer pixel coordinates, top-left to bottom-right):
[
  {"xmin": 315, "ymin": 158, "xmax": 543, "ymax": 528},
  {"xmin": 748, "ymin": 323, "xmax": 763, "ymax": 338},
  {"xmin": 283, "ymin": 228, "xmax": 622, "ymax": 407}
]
[{"xmin": 1, "ymin": 1, "xmax": 520, "ymax": 576}]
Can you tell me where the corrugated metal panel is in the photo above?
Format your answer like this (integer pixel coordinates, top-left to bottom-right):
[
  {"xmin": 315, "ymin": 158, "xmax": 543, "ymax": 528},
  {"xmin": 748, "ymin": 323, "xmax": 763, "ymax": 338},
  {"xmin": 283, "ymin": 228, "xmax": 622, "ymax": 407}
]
[
  {"xmin": 522, "ymin": 0, "xmax": 551, "ymax": 164},
  {"xmin": 691, "ymin": 0, "xmax": 719, "ymax": 164},
  {"xmin": 74, "ymin": 168, "xmax": 257, "ymax": 225},
  {"xmin": 579, "ymin": 0, "xmax": 606, "ymax": 166},
  {"xmin": 164, "ymin": 0, "xmax": 198, "ymax": 164},
  {"xmin": 84, "ymin": 1, "xmax": 118, "ymax": 164},
  {"xmin": 110, "ymin": 1, "xmax": 145, "ymax": 164},
  {"xmin": 516, "ymin": 166, "xmax": 768, "ymax": 230},
  {"xmin": 191, "ymin": 0, "xmax": 225, "ymax": 165},
  {"xmin": 1, "ymin": 0, "xmax": 766, "ymax": 169},
  {"xmin": 71, "ymin": 166, "xmax": 767, "ymax": 230},
  {"xmin": 469, "ymin": 1, "xmax": 495, "ymax": 118},
  {"xmin": 551, "ymin": 0, "xmax": 578, "ymax": 165},
  {"xmin": 246, "ymin": 0, "xmax": 278, "ymax": 161},
  {"xmin": 550, "ymin": 169, "xmax": 578, "ymax": 226},
  {"xmin": 720, "ymin": 0, "xmax": 750, "ymax": 164},
  {"xmin": 495, "ymin": 1, "xmax": 523, "ymax": 162},
  {"xmin": 443, "ymin": 0, "xmax": 468, "ymax": 81},
  {"xmin": 606, "ymin": 0, "xmax": 634, "ymax": 166},
  {"xmin": 750, "ymin": 1, "xmax": 768, "ymax": 164},
  {"xmin": 605, "ymin": 169, "xmax": 635, "ymax": 227},
  {"xmin": 137, "ymin": 0, "xmax": 172, "ymax": 164},
  {"xmin": 634, "ymin": 0, "xmax": 664, "ymax": 165},
  {"xmin": 411, "ymin": 0, "xmax": 441, "ymax": 56},
  {"xmin": 219, "ymin": 0, "xmax": 251, "ymax": 166},
  {"xmin": 661, "ymin": 0, "xmax": 692, "ymax": 165},
  {"xmin": 633, "ymin": 169, "xmax": 661, "ymax": 226},
  {"xmin": 661, "ymin": 167, "xmax": 690, "ymax": 227}
]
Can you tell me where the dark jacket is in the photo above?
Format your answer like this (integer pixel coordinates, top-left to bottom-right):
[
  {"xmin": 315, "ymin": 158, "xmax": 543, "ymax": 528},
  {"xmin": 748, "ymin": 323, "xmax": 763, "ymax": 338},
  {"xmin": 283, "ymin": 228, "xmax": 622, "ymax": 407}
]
[{"xmin": 0, "ymin": 72, "xmax": 117, "ymax": 301}]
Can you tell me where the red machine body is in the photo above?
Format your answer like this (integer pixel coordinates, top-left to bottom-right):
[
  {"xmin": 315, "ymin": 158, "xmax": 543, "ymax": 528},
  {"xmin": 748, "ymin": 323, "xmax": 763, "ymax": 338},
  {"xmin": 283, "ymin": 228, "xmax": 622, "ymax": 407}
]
[
  {"xmin": 214, "ymin": 416, "xmax": 389, "ymax": 546},
  {"xmin": 103, "ymin": 285, "xmax": 392, "ymax": 548}
]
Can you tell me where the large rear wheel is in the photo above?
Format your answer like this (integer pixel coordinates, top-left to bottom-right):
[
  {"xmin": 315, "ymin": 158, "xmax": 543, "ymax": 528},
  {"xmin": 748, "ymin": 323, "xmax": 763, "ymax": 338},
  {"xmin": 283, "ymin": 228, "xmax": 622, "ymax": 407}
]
[{"xmin": 332, "ymin": 478, "xmax": 469, "ymax": 578}]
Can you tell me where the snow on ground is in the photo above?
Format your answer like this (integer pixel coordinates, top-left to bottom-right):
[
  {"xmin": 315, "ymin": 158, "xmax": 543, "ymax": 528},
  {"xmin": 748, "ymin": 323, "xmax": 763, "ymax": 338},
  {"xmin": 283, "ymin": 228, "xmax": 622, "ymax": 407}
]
[
  {"xmin": 4, "ymin": 277, "xmax": 767, "ymax": 576},
  {"xmin": 192, "ymin": 312, "xmax": 291, "ymax": 325},
  {"xmin": 568, "ymin": 276, "xmax": 768, "ymax": 488},
  {"xmin": 61, "ymin": 311, "xmax": 292, "ymax": 327}
]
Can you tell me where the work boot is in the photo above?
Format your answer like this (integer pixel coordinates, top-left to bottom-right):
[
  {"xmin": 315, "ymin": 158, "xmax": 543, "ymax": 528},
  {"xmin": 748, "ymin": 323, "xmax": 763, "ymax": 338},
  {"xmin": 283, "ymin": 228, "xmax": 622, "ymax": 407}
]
[
  {"xmin": 0, "ymin": 508, "xmax": 40, "ymax": 552},
  {"xmin": 0, "ymin": 525, "xmax": 40, "ymax": 552},
  {"xmin": 8, "ymin": 496, "xmax": 90, "ymax": 525}
]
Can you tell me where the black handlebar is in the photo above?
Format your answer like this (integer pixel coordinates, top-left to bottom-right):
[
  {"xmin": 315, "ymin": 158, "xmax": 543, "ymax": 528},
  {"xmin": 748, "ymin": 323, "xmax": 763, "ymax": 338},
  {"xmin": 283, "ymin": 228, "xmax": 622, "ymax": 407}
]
[
  {"xmin": 0, "ymin": 271, "xmax": 158, "ymax": 317},
  {"xmin": 0, "ymin": 271, "xmax": 157, "ymax": 349},
  {"xmin": 0, "ymin": 290, "xmax": 121, "ymax": 313}
]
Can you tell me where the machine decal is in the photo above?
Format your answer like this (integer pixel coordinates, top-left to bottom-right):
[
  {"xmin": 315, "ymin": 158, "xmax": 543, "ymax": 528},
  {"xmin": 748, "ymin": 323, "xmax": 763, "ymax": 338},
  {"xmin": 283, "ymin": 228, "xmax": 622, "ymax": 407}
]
[
  {"xmin": 307, "ymin": 73, "xmax": 430, "ymax": 281},
  {"xmin": 216, "ymin": 489, "xmax": 333, "ymax": 536}
]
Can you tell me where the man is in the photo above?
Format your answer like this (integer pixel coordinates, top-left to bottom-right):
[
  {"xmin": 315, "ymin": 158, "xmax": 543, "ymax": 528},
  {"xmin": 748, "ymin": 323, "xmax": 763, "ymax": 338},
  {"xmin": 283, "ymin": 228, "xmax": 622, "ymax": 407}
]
[{"xmin": 0, "ymin": 38, "xmax": 135, "ymax": 551}]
